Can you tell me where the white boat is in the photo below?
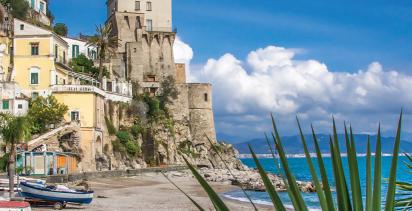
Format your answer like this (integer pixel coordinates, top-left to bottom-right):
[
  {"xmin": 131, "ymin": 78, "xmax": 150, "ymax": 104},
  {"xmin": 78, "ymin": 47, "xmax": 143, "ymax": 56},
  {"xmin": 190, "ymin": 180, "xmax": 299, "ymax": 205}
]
[{"xmin": 19, "ymin": 182, "xmax": 93, "ymax": 205}]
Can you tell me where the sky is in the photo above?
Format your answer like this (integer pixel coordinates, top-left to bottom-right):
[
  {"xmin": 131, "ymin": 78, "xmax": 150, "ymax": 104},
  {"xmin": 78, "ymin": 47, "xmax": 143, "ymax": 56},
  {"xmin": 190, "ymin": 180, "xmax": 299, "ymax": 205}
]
[{"xmin": 50, "ymin": 0, "xmax": 412, "ymax": 142}]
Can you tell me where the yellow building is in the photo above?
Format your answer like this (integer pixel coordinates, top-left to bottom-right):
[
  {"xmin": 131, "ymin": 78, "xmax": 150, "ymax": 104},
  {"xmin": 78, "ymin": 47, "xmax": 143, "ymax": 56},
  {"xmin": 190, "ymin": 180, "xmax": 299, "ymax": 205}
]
[{"xmin": 12, "ymin": 19, "xmax": 132, "ymax": 171}]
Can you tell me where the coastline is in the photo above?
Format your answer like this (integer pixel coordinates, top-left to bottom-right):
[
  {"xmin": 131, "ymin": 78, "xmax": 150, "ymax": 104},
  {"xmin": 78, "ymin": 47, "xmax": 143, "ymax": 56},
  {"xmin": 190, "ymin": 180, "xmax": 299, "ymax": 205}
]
[{"xmin": 29, "ymin": 171, "xmax": 274, "ymax": 211}]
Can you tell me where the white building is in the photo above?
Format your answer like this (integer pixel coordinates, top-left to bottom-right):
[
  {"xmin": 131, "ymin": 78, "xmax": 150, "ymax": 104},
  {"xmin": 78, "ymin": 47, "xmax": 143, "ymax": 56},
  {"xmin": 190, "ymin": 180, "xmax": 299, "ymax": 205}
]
[
  {"xmin": 0, "ymin": 82, "xmax": 29, "ymax": 116},
  {"xmin": 26, "ymin": 0, "xmax": 50, "ymax": 26},
  {"xmin": 107, "ymin": 0, "xmax": 173, "ymax": 32},
  {"xmin": 63, "ymin": 37, "xmax": 97, "ymax": 62}
]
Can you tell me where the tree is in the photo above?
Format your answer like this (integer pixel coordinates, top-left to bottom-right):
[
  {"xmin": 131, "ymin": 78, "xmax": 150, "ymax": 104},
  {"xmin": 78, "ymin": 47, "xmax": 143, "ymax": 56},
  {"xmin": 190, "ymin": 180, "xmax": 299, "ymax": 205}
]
[
  {"xmin": 53, "ymin": 23, "xmax": 68, "ymax": 37},
  {"xmin": 69, "ymin": 54, "xmax": 99, "ymax": 78},
  {"xmin": 159, "ymin": 75, "xmax": 179, "ymax": 110},
  {"xmin": 87, "ymin": 23, "xmax": 119, "ymax": 84},
  {"xmin": 1, "ymin": 116, "xmax": 30, "ymax": 198},
  {"xmin": 0, "ymin": 0, "xmax": 29, "ymax": 20},
  {"xmin": 27, "ymin": 96, "xmax": 68, "ymax": 134}
]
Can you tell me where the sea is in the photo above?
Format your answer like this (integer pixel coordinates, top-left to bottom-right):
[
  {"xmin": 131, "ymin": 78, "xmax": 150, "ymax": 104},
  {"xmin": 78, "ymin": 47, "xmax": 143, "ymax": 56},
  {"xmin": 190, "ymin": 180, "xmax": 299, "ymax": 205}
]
[{"xmin": 222, "ymin": 156, "xmax": 412, "ymax": 210}]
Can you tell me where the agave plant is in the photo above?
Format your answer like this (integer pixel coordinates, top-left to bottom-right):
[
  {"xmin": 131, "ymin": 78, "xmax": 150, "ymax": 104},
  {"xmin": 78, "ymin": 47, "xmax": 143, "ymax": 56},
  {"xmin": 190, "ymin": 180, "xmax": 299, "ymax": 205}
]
[
  {"xmin": 175, "ymin": 112, "xmax": 403, "ymax": 211},
  {"xmin": 395, "ymin": 154, "xmax": 412, "ymax": 209}
]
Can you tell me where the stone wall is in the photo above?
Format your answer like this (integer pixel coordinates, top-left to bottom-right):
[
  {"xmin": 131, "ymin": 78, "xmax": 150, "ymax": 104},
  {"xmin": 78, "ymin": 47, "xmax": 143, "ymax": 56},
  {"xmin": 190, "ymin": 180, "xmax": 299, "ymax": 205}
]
[{"xmin": 188, "ymin": 83, "xmax": 217, "ymax": 143}]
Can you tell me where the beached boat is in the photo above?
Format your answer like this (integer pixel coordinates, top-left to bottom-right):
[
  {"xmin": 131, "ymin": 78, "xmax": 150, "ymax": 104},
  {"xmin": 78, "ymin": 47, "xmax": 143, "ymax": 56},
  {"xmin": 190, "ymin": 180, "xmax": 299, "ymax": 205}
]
[
  {"xmin": 0, "ymin": 201, "xmax": 31, "ymax": 211},
  {"xmin": 19, "ymin": 182, "xmax": 93, "ymax": 205}
]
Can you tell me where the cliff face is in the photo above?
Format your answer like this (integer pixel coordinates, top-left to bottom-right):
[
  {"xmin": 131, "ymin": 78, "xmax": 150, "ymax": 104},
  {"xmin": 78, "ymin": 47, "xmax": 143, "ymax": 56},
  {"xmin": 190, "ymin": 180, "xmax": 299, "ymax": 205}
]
[{"xmin": 96, "ymin": 87, "xmax": 244, "ymax": 171}]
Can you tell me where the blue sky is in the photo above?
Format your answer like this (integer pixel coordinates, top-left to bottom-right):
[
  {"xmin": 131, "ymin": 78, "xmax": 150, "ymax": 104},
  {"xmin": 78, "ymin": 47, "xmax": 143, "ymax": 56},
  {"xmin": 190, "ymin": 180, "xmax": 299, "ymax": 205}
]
[
  {"xmin": 51, "ymin": 0, "xmax": 412, "ymax": 73},
  {"xmin": 51, "ymin": 1, "xmax": 412, "ymax": 141}
]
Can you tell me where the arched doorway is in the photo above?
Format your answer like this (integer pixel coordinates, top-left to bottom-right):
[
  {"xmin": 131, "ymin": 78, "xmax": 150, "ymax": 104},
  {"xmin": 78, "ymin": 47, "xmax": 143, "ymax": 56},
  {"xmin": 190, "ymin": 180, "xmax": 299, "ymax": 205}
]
[{"xmin": 95, "ymin": 136, "xmax": 102, "ymax": 156}]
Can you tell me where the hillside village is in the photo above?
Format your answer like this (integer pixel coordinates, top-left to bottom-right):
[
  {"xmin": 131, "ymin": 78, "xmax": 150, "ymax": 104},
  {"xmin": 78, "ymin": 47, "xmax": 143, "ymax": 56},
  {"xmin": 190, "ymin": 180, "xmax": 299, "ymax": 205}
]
[{"xmin": 0, "ymin": 0, "xmax": 243, "ymax": 176}]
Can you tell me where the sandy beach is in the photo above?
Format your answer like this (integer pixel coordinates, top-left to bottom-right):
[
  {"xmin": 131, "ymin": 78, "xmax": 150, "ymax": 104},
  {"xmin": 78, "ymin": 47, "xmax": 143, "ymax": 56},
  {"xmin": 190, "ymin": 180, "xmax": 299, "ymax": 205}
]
[{"xmin": 29, "ymin": 172, "xmax": 273, "ymax": 211}]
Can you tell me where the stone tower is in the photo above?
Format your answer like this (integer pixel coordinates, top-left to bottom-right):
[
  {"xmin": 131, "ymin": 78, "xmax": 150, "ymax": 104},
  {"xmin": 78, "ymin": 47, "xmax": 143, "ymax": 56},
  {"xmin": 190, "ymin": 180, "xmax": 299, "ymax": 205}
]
[
  {"xmin": 188, "ymin": 83, "xmax": 217, "ymax": 144},
  {"xmin": 106, "ymin": 0, "xmax": 175, "ymax": 95}
]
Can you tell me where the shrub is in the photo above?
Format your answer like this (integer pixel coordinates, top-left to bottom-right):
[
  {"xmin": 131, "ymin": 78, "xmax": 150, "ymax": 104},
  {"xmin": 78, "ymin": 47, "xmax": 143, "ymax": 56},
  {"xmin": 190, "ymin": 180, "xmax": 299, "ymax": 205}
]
[
  {"xmin": 144, "ymin": 95, "xmax": 161, "ymax": 117},
  {"xmin": 105, "ymin": 117, "xmax": 116, "ymax": 135},
  {"xmin": 116, "ymin": 130, "xmax": 130, "ymax": 144},
  {"xmin": 125, "ymin": 141, "xmax": 140, "ymax": 156},
  {"xmin": 27, "ymin": 96, "xmax": 68, "ymax": 134},
  {"xmin": 112, "ymin": 140, "xmax": 125, "ymax": 153},
  {"xmin": 130, "ymin": 124, "xmax": 143, "ymax": 138},
  {"xmin": 53, "ymin": 23, "xmax": 68, "ymax": 36}
]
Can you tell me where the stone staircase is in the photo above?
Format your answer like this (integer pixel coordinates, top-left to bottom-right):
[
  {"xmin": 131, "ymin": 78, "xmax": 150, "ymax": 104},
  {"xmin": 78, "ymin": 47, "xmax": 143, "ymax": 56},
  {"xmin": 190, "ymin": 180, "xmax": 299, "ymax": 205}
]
[{"xmin": 28, "ymin": 121, "xmax": 81, "ymax": 151}]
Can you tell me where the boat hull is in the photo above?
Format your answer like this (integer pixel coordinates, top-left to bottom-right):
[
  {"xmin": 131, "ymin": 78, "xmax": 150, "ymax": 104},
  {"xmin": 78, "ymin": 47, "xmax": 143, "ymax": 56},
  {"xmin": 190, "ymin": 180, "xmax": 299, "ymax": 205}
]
[{"xmin": 20, "ymin": 182, "xmax": 93, "ymax": 204}]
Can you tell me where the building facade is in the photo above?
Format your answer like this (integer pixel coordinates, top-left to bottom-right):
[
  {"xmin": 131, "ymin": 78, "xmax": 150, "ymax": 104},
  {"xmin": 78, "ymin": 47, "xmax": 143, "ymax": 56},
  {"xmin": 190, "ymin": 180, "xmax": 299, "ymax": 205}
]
[
  {"xmin": 63, "ymin": 37, "xmax": 97, "ymax": 62},
  {"xmin": 12, "ymin": 18, "xmax": 133, "ymax": 171},
  {"xmin": 26, "ymin": 0, "xmax": 51, "ymax": 26}
]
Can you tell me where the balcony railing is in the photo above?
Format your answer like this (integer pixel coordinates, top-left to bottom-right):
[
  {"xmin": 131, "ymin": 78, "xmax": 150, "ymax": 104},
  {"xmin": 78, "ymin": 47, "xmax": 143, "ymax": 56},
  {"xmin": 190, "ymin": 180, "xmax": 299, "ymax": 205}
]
[
  {"xmin": 51, "ymin": 85, "xmax": 132, "ymax": 103},
  {"xmin": 144, "ymin": 26, "xmax": 177, "ymax": 33}
]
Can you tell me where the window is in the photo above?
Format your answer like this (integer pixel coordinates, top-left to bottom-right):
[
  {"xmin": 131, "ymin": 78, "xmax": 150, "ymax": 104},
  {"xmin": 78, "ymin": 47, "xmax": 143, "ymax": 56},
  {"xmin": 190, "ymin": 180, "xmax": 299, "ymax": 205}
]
[
  {"xmin": 63, "ymin": 51, "xmax": 66, "ymax": 63},
  {"xmin": 30, "ymin": 72, "xmax": 39, "ymax": 84},
  {"xmin": 204, "ymin": 93, "xmax": 208, "ymax": 102},
  {"xmin": 146, "ymin": 19, "xmax": 153, "ymax": 31},
  {"xmin": 62, "ymin": 79, "xmax": 66, "ymax": 85},
  {"xmin": 20, "ymin": 24, "xmax": 24, "ymax": 30},
  {"xmin": 72, "ymin": 45, "xmax": 79, "ymax": 58},
  {"xmin": 55, "ymin": 75, "xmax": 58, "ymax": 85},
  {"xmin": 146, "ymin": 75, "xmax": 156, "ymax": 82},
  {"xmin": 31, "ymin": 43, "xmax": 39, "ymax": 56},
  {"xmin": 135, "ymin": 1, "xmax": 140, "ymax": 11},
  {"xmin": 71, "ymin": 111, "xmax": 80, "ymax": 121},
  {"xmin": 136, "ymin": 16, "xmax": 142, "ymax": 29},
  {"xmin": 2, "ymin": 100, "xmax": 9, "ymax": 110},
  {"xmin": 146, "ymin": 1, "xmax": 152, "ymax": 11},
  {"xmin": 31, "ymin": 0, "xmax": 35, "ymax": 8},
  {"xmin": 32, "ymin": 92, "xmax": 39, "ymax": 99},
  {"xmin": 54, "ymin": 45, "xmax": 58, "ymax": 59},
  {"xmin": 40, "ymin": 2, "xmax": 45, "ymax": 13},
  {"xmin": 18, "ymin": 104, "xmax": 23, "ymax": 109}
]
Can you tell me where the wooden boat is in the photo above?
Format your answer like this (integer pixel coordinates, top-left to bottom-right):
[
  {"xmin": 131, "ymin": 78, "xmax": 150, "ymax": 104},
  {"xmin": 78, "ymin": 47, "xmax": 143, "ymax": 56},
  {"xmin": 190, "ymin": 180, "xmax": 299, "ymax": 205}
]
[{"xmin": 19, "ymin": 182, "xmax": 93, "ymax": 205}]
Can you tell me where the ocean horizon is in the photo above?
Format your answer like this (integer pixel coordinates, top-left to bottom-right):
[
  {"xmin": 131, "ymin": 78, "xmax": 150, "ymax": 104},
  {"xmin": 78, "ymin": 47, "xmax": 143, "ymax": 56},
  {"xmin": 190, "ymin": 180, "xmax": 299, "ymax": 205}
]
[{"xmin": 222, "ymin": 156, "xmax": 411, "ymax": 210}]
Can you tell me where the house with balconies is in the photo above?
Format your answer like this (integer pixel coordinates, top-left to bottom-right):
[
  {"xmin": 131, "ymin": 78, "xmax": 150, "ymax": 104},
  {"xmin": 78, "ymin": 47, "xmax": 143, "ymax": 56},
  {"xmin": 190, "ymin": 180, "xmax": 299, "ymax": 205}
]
[
  {"xmin": 26, "ymin": 0, "xmax": 51, "ymax": 26},
  {"xmin": 12, "ymin": 18, "xmax": 133, "ymax": 171}
]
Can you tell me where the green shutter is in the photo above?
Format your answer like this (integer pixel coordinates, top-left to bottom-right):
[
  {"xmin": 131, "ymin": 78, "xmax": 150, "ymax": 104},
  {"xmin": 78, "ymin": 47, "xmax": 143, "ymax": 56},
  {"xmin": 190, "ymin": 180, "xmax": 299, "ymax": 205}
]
[
  {"xmin": 31, "ymin": 72, "xmax": 38, "ymax": 84},
  {"xmin": 2, "ymin": 100, "xmax": 9, "ymax": 110}
]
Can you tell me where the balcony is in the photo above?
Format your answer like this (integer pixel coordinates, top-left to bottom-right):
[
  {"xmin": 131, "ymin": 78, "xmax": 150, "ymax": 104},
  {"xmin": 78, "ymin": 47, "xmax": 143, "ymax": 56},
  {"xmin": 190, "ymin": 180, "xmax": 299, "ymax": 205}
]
[
  {"xmin": 51, "ymin": 85, "xmax": 132, "ymax": 103},
  {"xmin": 144, "ymin": 26, "xmax": 177, "ymax": 33}
]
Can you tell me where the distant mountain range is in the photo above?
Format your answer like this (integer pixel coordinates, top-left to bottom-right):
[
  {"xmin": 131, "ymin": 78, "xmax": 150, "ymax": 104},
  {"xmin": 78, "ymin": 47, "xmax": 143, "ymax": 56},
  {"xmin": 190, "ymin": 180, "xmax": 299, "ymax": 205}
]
[{"xmin": 233, "ymin": 134, "xmax": 412, "ymax": 154}]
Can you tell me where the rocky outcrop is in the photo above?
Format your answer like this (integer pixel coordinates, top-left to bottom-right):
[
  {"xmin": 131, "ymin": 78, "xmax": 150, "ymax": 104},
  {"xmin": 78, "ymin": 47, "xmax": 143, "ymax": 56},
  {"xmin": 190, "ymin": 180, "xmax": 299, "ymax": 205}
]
[{"xmin": 199, "ymin": 168, "xmax": 316, "ymax": 193}]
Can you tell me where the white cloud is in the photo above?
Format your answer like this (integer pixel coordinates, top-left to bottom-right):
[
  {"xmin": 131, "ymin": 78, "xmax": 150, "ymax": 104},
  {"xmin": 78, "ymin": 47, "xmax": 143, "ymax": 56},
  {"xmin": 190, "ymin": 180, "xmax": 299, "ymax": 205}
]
[
  {"xmin": 188, "ymin": 46, "xmax": 412, "ymax": 136},
  {"xmin": 173, "ymin": 36, "xmax": 195, "ymax": 81}
]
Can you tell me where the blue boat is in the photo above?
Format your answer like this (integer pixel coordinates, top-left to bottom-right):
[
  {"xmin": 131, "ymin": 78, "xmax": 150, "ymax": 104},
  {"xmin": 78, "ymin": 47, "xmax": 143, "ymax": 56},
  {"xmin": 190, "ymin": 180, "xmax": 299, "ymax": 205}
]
[{"xmin": 20, "ymin": 182, "xmax": 94, "ymax": 205}]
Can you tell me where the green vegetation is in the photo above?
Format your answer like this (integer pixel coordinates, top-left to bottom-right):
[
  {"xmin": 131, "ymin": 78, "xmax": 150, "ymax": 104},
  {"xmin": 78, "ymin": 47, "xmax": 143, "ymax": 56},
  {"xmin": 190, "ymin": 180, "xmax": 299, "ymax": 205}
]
[
  {"xmin": 116, "ymin": 130, "xmax": 130, "ymax": 144},
  {"xmin": 105, "ymin": 116, "xmax": 116, "ymax": 135},
  {"xmin": 177, "ymin": 140, "xmax": 199, "ymax": 159},
  {"xmin": 87, "ymin": 23, "xmax": 118, "ymax": 83},
  {"xmin": 112, "ymin": 130, "xmax": 140, "ymax": 157},
  {"xmin": 1, "ymin": 115, "xmax": 31, "ymax": 197},
  {"xmin": 27, "ymin": 96, "xmax": 68, "ymax": 134},
  {"xmin": 69, "ymin": 54, "xmax": 106, "ymax": 80},
  {"xmin": 158, "ymin": 76, "xmax": 179, "ymax": 110},
  {"xmin": 0, "ymin": 0, "xmax": 29, "ymax": 20},
  {"xmin": 177, "ymin": 112, "xmax": 404, "ymax": 211},
  {"xmin": 395, "ymin": 154, "xmax": 412, "ymax": 209},
  {"xmin": 53, "ymin": 23, "xmax": 68, "ymax": 36}
]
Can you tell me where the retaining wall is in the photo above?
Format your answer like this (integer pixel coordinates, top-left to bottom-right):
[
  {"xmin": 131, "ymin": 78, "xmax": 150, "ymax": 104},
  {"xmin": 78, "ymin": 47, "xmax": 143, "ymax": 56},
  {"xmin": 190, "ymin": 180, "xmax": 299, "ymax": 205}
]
[{"xmin": 45, "ymin": 165, "xmax": 188, "ymax": 183}]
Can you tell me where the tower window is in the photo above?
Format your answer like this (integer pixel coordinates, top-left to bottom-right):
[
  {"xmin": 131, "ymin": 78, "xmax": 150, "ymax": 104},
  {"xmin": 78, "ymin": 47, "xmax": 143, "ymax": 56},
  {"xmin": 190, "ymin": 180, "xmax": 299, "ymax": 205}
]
[
  {"xmin": 204, "ymin": 93, "xmax": 208, "ymax": 102},
  {"xmin": 135, "ymin": 1, "xmax": 140, "ymax": 11},
  {"xmin": 146, "ymin": 1, "xmax": 152, "ymax": 11}
]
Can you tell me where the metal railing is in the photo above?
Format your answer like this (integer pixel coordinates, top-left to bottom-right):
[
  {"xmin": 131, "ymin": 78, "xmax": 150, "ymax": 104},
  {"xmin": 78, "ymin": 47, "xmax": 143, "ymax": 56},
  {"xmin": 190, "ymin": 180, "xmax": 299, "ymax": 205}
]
[
  {"xmin": 144, "ymin": 26, "xmax": 177, "ymax": 33},
  {"xmin": 51, "ymin": 85, "xmax": 132, "ymax": 103}
]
